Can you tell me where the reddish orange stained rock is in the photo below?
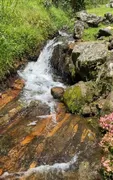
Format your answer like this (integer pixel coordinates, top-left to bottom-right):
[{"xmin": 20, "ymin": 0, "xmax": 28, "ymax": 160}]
[
  {"xmin": 81, "ymin": 129, "xmax": 96, "ymax": 143},
  {"xmin": 36, "ymin": 143, "xmax": 44, "ymax": 155},
  {"xmin": 56, "ymin": 103, "xmax": 67, "ymax": 114},
  {"xmin": 21, "ymin": 117, "xmax": 51, "ymax": 145},
  {"xmin": 21, "ymin": 134, "xmax": 35, "ymax": 146},
  {"xmin": 30, "ymin": 162, "xmax": 37, "ymax": 169},
  {"xmin": 11, "ymin": 79, "xmax": 25, "ymax": 90},
  {"xmin": 47, "ymin": 113, "xmax": 70, "ymax": 137},
  {"xmin": 0, "ymin": 168, "xmax": 3, "ymax": 175},
  {"xmin": 0, "ymin": 79, "xmax": 24, "ymax": 110},
  {"xmin": 68, "ymin": 42, "xmax": 75, "ymax": 51},
  {"xmin": 81, "ymin": 129, "xmax": 88, "ymax": 143},
  {"xmin": 73, "ymin": 124, "xmax": 78, "ymax": 134}
]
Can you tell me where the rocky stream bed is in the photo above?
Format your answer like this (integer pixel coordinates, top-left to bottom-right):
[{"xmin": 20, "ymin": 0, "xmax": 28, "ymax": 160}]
[{"xmin": 1, "ymin": 10, "xmax": 113, "ymax": 179}]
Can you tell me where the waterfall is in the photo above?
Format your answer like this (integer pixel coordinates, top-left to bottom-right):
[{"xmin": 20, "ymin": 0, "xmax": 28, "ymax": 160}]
[{"xmin": 18, "ymin": 39, "xmax": 64, "ymax": 121}]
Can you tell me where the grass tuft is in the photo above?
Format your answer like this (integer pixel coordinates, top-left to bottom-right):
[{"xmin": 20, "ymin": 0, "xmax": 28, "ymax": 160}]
[{"xmin": 0, "ymin": 0, "xmax": 73, "ymax": 80}]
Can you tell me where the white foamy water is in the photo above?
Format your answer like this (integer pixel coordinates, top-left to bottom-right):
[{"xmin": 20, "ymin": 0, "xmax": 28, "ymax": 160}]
[
  {"xmin": 18, "ymin": 39, "xmax": 65, "ymax": 121},
  {"xmin": 18, "ymin": 39, "xmax": 63, "ymax": 104},
  {"xmin": 1, "ymin": 155, "xmax": 78, "ymax": 179}
]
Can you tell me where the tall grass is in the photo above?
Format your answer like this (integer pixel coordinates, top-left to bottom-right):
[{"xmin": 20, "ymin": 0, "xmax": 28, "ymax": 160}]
[{"xmin": 0, "ymin": 0, "xmax": 73, "ymax": 80}]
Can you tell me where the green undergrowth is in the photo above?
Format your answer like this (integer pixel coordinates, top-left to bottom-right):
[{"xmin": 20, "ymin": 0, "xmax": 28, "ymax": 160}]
[
  {"xmin": 83, "ymin": 24, "xmax": 113, "ymax": 41},
  {"xmin": 83, "ymin": 5, "xmax": 113, "ymax": 41},
  {"xmin": 0, "ymin": 0, "xmax": 73, "ymax": 80},
  {"xmin": 87, "ymin": 5, "xmax": 113, "ymax": 16}
]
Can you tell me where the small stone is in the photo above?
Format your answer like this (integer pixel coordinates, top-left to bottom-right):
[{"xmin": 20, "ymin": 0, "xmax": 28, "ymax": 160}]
[
  {"xmin": 51, "ymin": 87, "xmax": 64, "ymax": 100},
  {"xmin": 97, "ymin": 28, "xmax": 112, "ymax": 38},
  {"xmin": 82, "ymin": 105, "xmax": 91, "ymax": 116}
]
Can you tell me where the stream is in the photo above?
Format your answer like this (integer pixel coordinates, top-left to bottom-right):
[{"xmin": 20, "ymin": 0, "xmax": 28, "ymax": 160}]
[{"xmin": 0, "ymin": 33, "xmax": 101, "ymax": 180}]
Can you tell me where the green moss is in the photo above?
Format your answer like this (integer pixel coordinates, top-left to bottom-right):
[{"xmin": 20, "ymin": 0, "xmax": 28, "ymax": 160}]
[
  {"xmin": 69, "ymin": 64, "xmax": 76, "ymax": 78},
  {"xmin": 63, "ymin": 81, "xmax": 96, "ymax": 114},
  {"xmin": 63, "ymin": 85, "xmax": 83, "ymax": 113}
]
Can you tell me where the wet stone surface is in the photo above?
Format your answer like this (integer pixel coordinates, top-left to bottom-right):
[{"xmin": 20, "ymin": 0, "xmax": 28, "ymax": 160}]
[
  {"xmin": 0, "ymin": 38, "xmax": 102, "ymax": 180},
  {"xmin": 0, "ymin": 98, "xmax": 101, "ymax": 180}
]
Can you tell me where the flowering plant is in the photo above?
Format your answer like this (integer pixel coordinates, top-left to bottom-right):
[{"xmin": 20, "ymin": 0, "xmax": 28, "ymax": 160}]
[
  {"xmin": 99, "ymin": 113, "xmax": 113, "ymax": 133},
  {"xmin": 99, "ymin": 113, "xmax": 113, "ymax": 176}
]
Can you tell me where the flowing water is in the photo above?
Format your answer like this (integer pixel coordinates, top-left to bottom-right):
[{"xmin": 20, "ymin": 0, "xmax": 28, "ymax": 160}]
[
  {"xmin": 18, "ymin": 38, "xmax": 64, "ymax": 123},
  {"xmin": 0, "ymin": 34, "xmax": 101, "ymax": 180},
  {"xmin": 18, "ymin": 39, "xmax": 64, "ymax": 103}
]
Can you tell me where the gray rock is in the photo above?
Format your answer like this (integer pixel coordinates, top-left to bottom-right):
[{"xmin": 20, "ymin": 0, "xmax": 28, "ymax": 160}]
[
  {"xmin": 73, "ymin": 20, "xmax": 85, "ymax": 39},
  {"xmin": 108, "ymin": 37, "xmax": 113, "ymax": 50},
  {"xmin": 97, "ymin": 51, "xmax": 113, "ymax": 81},
  {"xmin": 104, "ymin": 12, "xmax": 113, "ymax": 23},
  {"xmin": 76, "ymin": 11, "xmax": 103, "ymax": 27},
  {"xmin": 96, "ymin": 51, "xmax": 113, "ymax": 95},
  {"xmin": 72, "ymin": 41, "xmax": 108, "ymax": 81},
  {"xmin": 50, "ymin": 36, "xmax": 76, "ymax": 83},
  {"xmin": 110, "ymin": 0, "xmax": 113, "ymax": 8},
  {"xmin": 97, "ymin": 28, "xmax": 112, "ymax": 38},
  {"xmin": 101, "ymin": 91, "xmax": 113, "ymax": 114},
  {"xmin": 82, "ymin": 105, "xmax": 91, "ymax": 116},
  {"xmin": 108, "ymin": 40, "xmax": 113, "ymax": 50}
]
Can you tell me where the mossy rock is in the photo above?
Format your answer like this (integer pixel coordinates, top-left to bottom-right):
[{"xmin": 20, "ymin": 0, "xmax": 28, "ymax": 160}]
[{"xmin": 63, "ymin": 81, "xmax": 97, "ymax": 114}]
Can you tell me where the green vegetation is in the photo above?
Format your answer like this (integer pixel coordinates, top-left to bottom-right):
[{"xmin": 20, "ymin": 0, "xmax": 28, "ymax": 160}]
[
  {"xmin": 63, "ymin": 82, "xmax": 95, "ymax": 114},
  {"xmin": 87, "ymin": 5, "xmax": 113, "ymax": 16},
  {"xmin": 0, "ymin": 0, "xmax": 112, "ymax": 80},
  {"xmin": 83, "ymin": 5, "xmax": 113, "ymax": 41},
  {"xmin": 83, "ymin": 25, "xmax": 106, "ymax": 41},
  {"xmin": 0, "ymin": 0, "xmax": 73, "ymax": 80},
  {"xmin": 85, "ymin": 0, "xmax": 108, "ymax": 9},
  {"xmin": 63, "ymin": 85, "xmax": 83, "ymax": 113}
]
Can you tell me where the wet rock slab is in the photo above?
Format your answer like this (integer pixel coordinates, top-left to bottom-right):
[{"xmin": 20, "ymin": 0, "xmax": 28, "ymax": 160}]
[
  {"xmin": 0, "ymin": 79, "xmax": 24, "ymax": 111},
  {"xmin": 0, "ymin": 98, "xmax": 101, "ymax": 180}
]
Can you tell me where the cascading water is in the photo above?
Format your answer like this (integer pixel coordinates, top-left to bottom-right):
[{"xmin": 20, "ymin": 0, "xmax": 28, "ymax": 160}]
[
  {"xmin": 1, "ymin": 155, "xmax": 78, "ymax": 179},
  {"xmin": 0, "ymin": 33, "xmax": 100, "ymax": 180},
  {"xmin": 18, "ymin": 38, "xmax": 64, "ymax": 122}
]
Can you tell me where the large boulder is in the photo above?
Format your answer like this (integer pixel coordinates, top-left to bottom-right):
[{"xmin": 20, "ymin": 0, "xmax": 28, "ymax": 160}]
[
  {"xmin": 73, "ymin": 20, "xmax": 85, "ymax": 39},
  {"xmin": 63, "ymin": 81, "xmax": 98, "ymax": 114},
  {"xmin": 51, "ymin": 36, "xmax": 76, "ymax": 83},
  {"xmin": 76, "ymin": 11, "xmax": 103, "ymax": 27},
  {"xmin": 72, "ymin": 41, "xmax": 108, "ymax": 81}
]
